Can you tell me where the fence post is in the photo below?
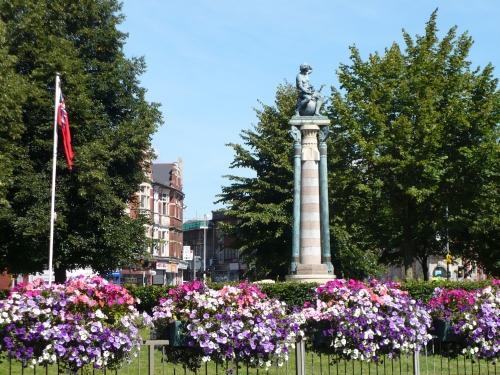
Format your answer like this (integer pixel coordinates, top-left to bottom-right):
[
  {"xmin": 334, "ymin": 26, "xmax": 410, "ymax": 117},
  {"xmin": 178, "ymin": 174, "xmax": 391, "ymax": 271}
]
[
  {"xmin": 144, "ymin": 339, "xmax": 169, "ymax": 375},
  {"xmin": 413, "ymin": 350, "xmax": 420, "ymax": 375},
  {"xmin": 295, "ymin": 337, "xmax": 306, "ymax": 375}
]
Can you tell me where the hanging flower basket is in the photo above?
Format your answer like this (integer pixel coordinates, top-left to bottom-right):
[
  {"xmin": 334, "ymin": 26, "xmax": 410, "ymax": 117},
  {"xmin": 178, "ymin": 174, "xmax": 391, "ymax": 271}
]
[
  {"xmin": 152, "ymin": 281, "xmax": 301, "ymax": 371},
  {"xmin": 432, "ymin": 318, "xmax": 463, "ymax": 343},
  {"xmin": 308, "ymin": 322, "xmax": 332, "ymax": 351},
  {"xmin": 151, "ymin": 320, "xmax": 187, "ymax": 347},
  {"xmin": 300, "ymin": 279, "xmax": 433, "ymax": 362}
]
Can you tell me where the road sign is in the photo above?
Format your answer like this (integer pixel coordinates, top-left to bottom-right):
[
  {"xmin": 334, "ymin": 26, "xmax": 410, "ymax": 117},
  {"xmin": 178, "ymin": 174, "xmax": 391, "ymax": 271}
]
[{"xmin": 183, "ymin": 246, "xmax": 193, "ymax": 261}]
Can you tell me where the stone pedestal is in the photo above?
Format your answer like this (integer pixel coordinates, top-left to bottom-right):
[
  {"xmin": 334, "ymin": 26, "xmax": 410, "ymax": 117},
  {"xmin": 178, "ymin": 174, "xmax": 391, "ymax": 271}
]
[{"xmin": 287, "ymin": 116, "xmax": 335, "ymax": 283}]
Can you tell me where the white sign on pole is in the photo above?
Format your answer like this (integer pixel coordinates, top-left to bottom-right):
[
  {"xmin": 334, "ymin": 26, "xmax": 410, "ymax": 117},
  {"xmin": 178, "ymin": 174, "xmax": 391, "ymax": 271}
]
[{"xmin": 183, "ymin": 246, "xmax": 193, "ymax": 261}]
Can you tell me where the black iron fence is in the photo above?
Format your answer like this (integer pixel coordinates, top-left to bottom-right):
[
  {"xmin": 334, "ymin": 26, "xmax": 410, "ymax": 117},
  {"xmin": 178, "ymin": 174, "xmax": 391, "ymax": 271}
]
[{"xmin": 1, "ymin": 339, "xmax": 497, "ymax": 375}]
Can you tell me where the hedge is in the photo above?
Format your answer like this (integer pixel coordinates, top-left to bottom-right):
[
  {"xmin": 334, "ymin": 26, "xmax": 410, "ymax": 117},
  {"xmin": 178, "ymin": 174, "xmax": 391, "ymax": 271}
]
[
  {"xmin": 400, "ymin": 279, "xmax": 492, "ymax": 302},
  {"xmin": 0, "ymin": 279, "xmax": 493, "ymax": 313},
  {"xmin": 126, "ymin": 279, "xmax": 495, "ymax": 313},
  {"xmin": 125, "ymin": 284, "xmax": 173, "ymax": 313},
  {"xmin": 0, "ymin": 289, "xmax": 8, "ymax": 300}
]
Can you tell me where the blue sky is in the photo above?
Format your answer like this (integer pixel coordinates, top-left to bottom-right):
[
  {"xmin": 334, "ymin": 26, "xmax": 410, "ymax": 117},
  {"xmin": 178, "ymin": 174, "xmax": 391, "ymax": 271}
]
[{"xmin": 120, "ymin": 0, "xmax": 499, "ymax": 220}]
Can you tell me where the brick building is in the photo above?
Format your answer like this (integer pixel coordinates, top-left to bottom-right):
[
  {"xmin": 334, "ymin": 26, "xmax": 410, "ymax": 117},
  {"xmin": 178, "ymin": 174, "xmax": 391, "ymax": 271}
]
[{"xmin": 122, "ymin": 160, "xmax": 187, "ymax": 285}]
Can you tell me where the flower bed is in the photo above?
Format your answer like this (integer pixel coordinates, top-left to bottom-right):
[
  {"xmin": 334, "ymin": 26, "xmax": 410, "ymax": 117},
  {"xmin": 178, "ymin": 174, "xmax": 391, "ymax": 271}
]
[
  {"xmin": 0, "ymin": 276, "xmax": 150, "ymax": 370},
  {"xmin": 152, "ymin": 281, "xmax": 301, "ymax": 370},
  {"xmin": 428, "ymin": 284, "xmax": 499, "ymax": 359},
  {"xmin": 301, "ymin": 279, "xmax": 432, "ymax": 362}
]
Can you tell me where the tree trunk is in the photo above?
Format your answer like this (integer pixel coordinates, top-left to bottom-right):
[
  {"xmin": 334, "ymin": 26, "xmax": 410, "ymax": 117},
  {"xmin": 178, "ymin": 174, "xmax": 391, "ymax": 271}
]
[
  {"xmin": 402, "ymin": 239, "xmax": 415, "ymax": 280},
  {"xmin": 54, "ymin": 267, "xmax": 66, "ymax": 284},
  {"xmin": 421, "ymin": 255, "xmax": 429, "ymax": 281},
  {"xmin": 404, "ymin": 254, "xmax": 414, "ymax": 280},
  {"xmin": 401, "ymin": 200, "xmax": 414, "ymax": 280}
]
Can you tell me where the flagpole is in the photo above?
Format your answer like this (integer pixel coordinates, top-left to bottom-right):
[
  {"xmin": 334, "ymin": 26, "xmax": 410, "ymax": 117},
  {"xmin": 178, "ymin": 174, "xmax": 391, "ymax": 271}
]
[{"xmin": 48, "ymin": 73, "xmax": 61, "ymax": 286}]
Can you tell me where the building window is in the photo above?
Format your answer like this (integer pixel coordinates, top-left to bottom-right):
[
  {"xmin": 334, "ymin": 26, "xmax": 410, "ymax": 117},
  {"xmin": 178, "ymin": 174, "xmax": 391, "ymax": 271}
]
[
  {"xmin": 159, "ymin": 230, "xmax": 168, "ymax": 256},
  {"xmin": 153, "ymin": 228, "xmax": 159, "ymax": 256},
  {"xmin": 139, "ymin": 185, "xmax": 149, "ymax": 210},
  {"xmin": 161, "ymin": 193, "xmax": 168, "ymax": 215}
]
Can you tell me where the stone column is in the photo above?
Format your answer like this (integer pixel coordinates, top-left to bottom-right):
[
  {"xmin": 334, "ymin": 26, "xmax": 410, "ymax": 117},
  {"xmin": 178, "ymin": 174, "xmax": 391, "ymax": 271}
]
[
  {"xmin": 287, "ymin": 116, "xmax": 335, "ymax": 283},
  {"xmin": 300, "ymin": 124, "xmax": 321, "ymax": 265}
]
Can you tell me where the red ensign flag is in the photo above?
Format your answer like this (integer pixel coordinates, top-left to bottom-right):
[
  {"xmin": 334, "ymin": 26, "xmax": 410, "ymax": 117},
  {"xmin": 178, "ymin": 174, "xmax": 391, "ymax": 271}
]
[{"xmin": 57, "ymin": 93, "xmax": 74, "ymax": 170}]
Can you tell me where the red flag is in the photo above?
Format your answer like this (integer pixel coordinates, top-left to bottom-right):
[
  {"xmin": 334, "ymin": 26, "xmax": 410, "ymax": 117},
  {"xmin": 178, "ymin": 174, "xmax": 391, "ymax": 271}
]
[{"xmin": 57, "ymin": 93, "xmax": 74, "ymax": 170}]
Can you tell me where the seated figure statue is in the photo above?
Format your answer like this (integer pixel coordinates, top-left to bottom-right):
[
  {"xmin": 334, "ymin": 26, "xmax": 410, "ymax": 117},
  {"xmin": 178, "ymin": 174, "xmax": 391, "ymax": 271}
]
[{"xmin": 295, "ymin": 63, "xmax": 325, "ymax": 116}]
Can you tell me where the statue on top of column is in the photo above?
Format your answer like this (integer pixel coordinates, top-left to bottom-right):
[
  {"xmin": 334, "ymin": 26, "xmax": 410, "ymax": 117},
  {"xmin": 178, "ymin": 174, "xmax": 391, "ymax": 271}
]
[{"xmin": 295, "ymin": 64, "xmax": 326, "ymax": 116}]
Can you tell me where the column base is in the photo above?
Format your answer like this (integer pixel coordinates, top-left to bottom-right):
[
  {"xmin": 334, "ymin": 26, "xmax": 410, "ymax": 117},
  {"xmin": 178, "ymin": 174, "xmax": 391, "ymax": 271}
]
[
  {"xmin": 285, "ymin": 273, "xmax": 336, "ymax": 283},
  {"xmin": 286, "ymin": 263, "xmax": 336, "ymax": 283}
]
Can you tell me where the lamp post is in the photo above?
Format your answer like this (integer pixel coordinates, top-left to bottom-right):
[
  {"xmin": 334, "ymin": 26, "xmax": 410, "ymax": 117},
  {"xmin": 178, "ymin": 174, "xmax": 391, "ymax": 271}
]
[{"xmin": 200, "ymin": 216, "xmax": 208, "ymax": 282}]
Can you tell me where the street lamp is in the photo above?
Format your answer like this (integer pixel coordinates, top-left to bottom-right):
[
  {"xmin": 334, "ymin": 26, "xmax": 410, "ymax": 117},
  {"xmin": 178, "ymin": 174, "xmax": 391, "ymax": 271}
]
[{"xmin": 200, "ymin": 215, "xmax": 208, "ymax": 282}]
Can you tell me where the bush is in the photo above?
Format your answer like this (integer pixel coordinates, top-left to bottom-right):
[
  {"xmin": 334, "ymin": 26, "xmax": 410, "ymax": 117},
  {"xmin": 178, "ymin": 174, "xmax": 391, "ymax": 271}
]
[
  {"xmin": 401, "ymin": 280, "xmax": 493, "ymax": 302},
  {"xmin": 127, "ymin": 279, "xmax": 495, "ymax": 313},
  {"xmin": 259, "ymin": 282, "xmax": 316, "ymax": 308},
  {"xmin": 125, "ymin": 284, "xmax": 172, "ymax": 314},
  {"xmin": 0, "ymin": 289, "xmax": 8, "ymax": 300}
]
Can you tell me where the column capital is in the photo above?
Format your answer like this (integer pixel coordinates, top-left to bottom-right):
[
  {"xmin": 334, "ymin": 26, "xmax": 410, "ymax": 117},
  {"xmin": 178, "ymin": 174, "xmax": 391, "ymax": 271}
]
[{"xmin": 289, "ymin": 115, "xmax": 330, "ymax": 127}]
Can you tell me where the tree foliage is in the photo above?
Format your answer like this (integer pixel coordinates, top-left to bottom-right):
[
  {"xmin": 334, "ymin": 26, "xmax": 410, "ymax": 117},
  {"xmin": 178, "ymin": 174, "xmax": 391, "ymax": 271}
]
[
  {"xmin": 218, "ymin": 85, "xmax": 296, "ymax": 279},
  {"xmin": 330, "ymin": 11, "xmax": 499, "ymax": 278},
  {"xmin": 0, "ymin": 0, "xmax": 162, "ymax": 280}
]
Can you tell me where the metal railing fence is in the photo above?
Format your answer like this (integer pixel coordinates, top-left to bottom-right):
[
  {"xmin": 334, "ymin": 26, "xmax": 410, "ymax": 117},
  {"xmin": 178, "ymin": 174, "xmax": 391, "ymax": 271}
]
[{"xmin": 1, "ymin": 339, "xmax": 497, "ymax": 375}]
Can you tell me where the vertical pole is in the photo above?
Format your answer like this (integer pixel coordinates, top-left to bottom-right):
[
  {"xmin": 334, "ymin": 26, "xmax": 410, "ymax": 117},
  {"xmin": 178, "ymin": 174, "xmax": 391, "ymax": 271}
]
[
  {"xmin": 295, "ymin": 338, "xmax": 305, "ymax": 375},
  {"xmin": 203, "ymin": 216, "xmax": 207, "ymax": 283},
  {"xmin": 193, "ymin": 252, "xmax": 196, "ymax": 280},
  {"xmin": 148, "ymin": 343, "xmax": 154, "ymax": 375},
  {"xmin": 318, "ymin": 125, "xmax": 333, "ymax": 274},
  {"xmin": 413, "ymin": 350, "xmax": 420, "ymax": 375},
  {"xmin": 48, "ymin": 73, "xmax": 61, "ymax": 286},
  {"xmin": 290, "ymin": 125, "xmax": 301, "ymax": 273}
]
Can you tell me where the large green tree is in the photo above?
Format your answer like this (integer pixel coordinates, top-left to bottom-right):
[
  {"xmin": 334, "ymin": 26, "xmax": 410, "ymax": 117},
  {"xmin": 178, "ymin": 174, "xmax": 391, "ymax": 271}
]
[
  {"xmin": 0, "ymin": 0, "xmax": 162, "ymax": 281},
  {"xmin": 218, "ymin": 85, "xmax": 295, "ymax": 279},
  {"xmin": 330, "ymin": 11, "xmax": 499, "ymax": 278},
  {"xmin": 0, "ymin": 19, "xmax": 27, "ymax": 224},
  {"xmin": 218, "ymin": 84, "xmax": 382, "ymax": 279}
]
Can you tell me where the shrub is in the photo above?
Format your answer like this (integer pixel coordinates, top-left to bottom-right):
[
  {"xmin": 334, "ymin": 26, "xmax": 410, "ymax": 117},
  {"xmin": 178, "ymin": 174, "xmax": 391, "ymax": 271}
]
[
  {"xmin": 401, "ymin": 280, "xmax": 493, "ymax": 302},
  {"xmin": 259, "ymin": 282, "xmax": 316, "ymax": 308},
  {"xmin": 125, "ymin": 284, "xmax": 172, "ymax": 314},
  {"xmin": 126, "ymin": 279, "xmax": 495, "ymax": 313}
]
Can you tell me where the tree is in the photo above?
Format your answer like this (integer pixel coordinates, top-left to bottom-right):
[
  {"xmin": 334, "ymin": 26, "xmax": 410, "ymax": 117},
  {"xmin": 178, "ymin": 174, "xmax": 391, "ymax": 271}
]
[
  {"xmin": 0, "ymin": 0, "xmax": 162, "ymax": 281},
  {"xmin": 330, "ymin": 11, "xmax": 499, "ymax": 279},
  {"xmin": 218, "ymin": 85, "xmax": 295, "ymax": 279},
  {"xmin": 218, "ymin": 84, "xmax": 382, "ymax": 280},
  {"xmin": 0, "ymin": 19, "xmax": 27, "ymax": 231}
]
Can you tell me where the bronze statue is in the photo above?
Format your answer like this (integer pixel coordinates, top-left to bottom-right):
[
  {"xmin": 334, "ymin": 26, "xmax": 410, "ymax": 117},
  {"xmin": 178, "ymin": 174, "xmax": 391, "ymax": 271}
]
[{"xmin": 295, "ymin": 64, "xmax": 325, "ymax": 116}]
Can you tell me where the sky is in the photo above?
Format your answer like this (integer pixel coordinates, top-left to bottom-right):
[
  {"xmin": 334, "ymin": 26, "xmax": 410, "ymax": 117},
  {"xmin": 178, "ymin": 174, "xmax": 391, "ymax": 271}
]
[{"xmin": 120, "ymin": 0, "xmax": 499, "ymax": 221}]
